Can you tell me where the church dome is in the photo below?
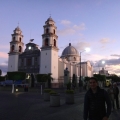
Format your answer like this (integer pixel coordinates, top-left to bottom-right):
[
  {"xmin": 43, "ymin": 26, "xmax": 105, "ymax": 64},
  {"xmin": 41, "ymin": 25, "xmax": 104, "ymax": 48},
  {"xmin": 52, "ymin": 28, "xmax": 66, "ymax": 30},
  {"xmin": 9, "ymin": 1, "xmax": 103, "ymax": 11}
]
[{"xmin": 61, "ymin": 43, "xmax": 79, "ymax": 57}]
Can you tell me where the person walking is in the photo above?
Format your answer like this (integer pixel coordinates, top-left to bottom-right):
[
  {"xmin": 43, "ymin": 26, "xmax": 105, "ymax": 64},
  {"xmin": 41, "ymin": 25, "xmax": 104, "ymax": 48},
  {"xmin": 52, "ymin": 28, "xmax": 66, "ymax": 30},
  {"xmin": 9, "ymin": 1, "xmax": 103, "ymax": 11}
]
[
  {"xmin": 83, "ymin": 77, "xmax": 111, "ymax": 120},
  {"xmin": 107, "ymin": 84, "xmax": 115, "ymax": 111},
  {"xmin": 113, "ymin": 83, "xmax": 119, "ymax": 109}
]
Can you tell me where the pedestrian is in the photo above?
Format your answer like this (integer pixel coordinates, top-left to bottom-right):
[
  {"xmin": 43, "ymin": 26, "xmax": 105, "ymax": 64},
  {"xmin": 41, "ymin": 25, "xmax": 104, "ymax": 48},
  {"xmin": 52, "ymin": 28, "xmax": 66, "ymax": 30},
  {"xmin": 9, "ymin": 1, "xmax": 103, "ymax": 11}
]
[
  {"xmin": 83, "ymin": 77, "xmax": 111, "ymax": 120},
  {"xmin": 113, "ymin": 82, "xmax": 119, "ymax": 109},
  {"xmin": 107, "ymin": 84, "xmax": 115, "ymax": 111}
]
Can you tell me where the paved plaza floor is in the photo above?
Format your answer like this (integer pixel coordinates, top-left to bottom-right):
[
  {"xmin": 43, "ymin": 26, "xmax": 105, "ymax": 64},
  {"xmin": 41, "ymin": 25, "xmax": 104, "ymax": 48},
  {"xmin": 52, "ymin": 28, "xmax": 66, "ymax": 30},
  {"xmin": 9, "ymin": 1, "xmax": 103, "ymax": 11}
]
[{"xmin": 0, "ymin": 87, "xmax": 120, "ymax": 120}]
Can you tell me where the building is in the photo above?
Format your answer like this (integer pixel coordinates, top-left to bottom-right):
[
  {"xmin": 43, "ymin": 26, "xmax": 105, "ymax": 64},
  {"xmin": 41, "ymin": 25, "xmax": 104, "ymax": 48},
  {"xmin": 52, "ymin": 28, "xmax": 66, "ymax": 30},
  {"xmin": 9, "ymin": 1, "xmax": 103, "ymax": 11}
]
[
  {"xmin": 8, "ymin": 17, "xmax": 93, "ymax": 87},
  {"xmin": 99, "ymin": 67, "xmax": 109, "ymax": 76}
]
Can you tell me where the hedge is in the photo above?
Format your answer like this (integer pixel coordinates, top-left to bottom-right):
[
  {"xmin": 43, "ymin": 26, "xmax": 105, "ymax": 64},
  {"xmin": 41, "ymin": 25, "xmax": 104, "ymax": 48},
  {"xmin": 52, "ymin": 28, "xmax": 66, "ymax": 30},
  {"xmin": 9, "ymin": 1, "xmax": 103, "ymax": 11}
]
[
  {"xmin": 7, "ymin": 71, "xmax": 26, "ymax": 81},
  {"xmin": 0, "ymin": 76, "xmax": 6, "ymax": 81}
]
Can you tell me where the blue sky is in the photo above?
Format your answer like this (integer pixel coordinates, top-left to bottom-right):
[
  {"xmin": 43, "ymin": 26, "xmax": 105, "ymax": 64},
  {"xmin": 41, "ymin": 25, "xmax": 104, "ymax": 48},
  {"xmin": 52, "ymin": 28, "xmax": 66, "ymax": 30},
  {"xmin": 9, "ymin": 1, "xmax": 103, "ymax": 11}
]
[{"xmin": 0, "ymin": 0, "xmax": 120, "ymax": 75}]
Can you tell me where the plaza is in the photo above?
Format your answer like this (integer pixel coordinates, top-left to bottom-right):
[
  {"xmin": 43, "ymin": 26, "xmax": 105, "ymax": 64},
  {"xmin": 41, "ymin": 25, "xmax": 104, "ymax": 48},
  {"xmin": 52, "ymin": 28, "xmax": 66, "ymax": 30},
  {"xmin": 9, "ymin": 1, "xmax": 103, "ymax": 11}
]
[{"xmin": 0, "ymin": 87, "xmax": 120, "ymax": 120}]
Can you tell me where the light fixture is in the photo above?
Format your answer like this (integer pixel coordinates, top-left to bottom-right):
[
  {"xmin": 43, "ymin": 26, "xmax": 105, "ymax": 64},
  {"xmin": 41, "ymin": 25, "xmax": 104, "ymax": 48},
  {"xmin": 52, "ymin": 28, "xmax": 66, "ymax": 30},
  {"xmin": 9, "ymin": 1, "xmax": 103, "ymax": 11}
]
[{"xmin": 28, "ymin": 46, "xmax": 31, "ymax": 50}]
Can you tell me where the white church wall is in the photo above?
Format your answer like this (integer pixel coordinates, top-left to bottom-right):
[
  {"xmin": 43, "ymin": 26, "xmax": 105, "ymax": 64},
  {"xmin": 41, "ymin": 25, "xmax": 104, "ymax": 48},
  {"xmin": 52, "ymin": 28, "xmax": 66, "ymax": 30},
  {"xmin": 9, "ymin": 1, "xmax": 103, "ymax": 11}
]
[
  {"xmin": 51, "ymin": 50, "xmax": 58, "ymax": 83},
  {"xmin": 8, "ymin": 55, "xmax": 19, "ymax": 71},
  {"xmin": 40, "ymin": 50, "xmax": 51, "ymax": 74},
  {"xmin": 40, "ymin": 49, "xmax": 58, "ymax": 83},
  {"xmin": 58, "ymin": 60, "xmax": 64, "ymax": 78}
]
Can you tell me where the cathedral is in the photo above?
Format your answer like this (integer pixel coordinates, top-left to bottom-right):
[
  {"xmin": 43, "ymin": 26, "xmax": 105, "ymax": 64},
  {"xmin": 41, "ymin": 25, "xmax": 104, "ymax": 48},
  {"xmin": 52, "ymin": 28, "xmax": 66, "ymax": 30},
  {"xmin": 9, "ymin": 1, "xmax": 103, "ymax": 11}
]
[{"xmin": 8, "ymin": 17, "xmax": 93, "ymax": 87}]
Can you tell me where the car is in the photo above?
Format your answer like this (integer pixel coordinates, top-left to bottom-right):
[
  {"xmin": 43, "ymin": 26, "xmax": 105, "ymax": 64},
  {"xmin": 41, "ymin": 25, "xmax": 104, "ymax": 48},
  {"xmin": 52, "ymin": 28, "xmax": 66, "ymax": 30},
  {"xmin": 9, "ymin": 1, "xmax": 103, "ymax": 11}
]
[{"xmin": 0, "ymin": 80, "xmax": 13, "ymax": 86}]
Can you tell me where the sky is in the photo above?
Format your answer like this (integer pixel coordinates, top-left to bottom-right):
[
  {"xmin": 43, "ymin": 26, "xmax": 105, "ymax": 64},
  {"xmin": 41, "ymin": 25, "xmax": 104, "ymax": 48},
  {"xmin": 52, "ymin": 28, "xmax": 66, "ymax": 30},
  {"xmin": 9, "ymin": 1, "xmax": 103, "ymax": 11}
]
[{"xmin": 0, "ymin": 0, "xmax": 120, "ymax": 76}]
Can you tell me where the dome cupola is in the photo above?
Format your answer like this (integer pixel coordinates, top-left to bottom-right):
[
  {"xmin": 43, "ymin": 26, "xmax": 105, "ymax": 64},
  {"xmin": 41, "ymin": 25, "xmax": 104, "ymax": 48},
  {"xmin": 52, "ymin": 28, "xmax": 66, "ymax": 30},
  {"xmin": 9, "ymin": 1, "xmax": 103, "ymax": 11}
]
[{"xmin": 61, "ymin": 43, "xmax": 80, "ymax": 63}]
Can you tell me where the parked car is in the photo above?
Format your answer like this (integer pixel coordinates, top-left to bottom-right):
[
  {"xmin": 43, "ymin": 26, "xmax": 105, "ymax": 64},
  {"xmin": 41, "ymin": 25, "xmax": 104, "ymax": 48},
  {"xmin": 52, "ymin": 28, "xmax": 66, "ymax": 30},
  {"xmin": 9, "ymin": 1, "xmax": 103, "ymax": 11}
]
[{"xmin": 0, "ymin": 80, "xmax": 13, "ymax": 86}]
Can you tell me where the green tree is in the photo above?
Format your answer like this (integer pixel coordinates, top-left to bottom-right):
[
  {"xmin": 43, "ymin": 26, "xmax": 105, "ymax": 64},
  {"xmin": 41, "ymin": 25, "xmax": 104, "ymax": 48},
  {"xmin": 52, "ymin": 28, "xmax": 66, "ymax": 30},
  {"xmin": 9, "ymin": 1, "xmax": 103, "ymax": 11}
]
[
  {"xmin": 44, "ymin": 73, "xmax": 54, "ymax": 88},
  {"xmin": 0, "ymin": 69, "xmax": 2, "ymax": 76}
]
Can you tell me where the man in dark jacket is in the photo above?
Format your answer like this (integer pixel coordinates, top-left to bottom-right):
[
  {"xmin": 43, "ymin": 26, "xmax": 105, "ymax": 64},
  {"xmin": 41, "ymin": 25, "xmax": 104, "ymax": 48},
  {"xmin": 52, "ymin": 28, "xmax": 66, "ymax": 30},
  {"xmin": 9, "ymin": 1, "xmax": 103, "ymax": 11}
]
[{"xmin": 83, "ymin": 77, "xmax": 111, "ymax": 120}]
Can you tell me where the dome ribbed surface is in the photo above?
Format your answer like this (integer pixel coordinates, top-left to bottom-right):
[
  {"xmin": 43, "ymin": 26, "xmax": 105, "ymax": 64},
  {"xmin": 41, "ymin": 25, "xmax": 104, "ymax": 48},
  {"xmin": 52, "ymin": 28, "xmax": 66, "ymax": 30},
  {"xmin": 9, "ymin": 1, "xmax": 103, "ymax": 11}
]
[{"xmin": 61, "ymin": 43, "xmax": 79, "ymax": 56}]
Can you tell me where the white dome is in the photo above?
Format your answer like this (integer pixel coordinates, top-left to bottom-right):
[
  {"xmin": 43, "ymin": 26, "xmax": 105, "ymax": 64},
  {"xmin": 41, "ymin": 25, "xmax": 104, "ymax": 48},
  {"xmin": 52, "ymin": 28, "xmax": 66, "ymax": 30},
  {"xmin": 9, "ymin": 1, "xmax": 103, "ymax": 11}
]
[{"xmin": 61, "ymin": 43, "xmax": 79, "ymax": 57}]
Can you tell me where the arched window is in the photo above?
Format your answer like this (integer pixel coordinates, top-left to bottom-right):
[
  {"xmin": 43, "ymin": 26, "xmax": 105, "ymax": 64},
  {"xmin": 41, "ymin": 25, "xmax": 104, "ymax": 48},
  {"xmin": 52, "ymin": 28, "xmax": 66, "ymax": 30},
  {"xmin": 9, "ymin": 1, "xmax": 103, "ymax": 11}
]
[
  {"xmin": 13, "ymin": 37, "xmax": 15, "ymax": 41},
  {"xmin": 74, "ymin": 57, "xmax": 76, "ymax": 61},
  {"xmin": 54, "ymin": 29, "xmax": 55, "ymax": 34},
  {"xmin": 45, "ymin": 39, "xmax": 48, "ymax": 46},
  {"xmin": 46, "ymin": 28, "xmax": 49, "ymax": 34},
  {"xmin": 19, "ymin": 37, "xmax": 21, "ymax": 42},
  {"xmin": 54, "ymin": 39, "xmax": 56, "ymax": 47},
  {"xmin": 19, "ymin": 46, "xmax": 22, "ymax": 52},
  {"xmin": 11, "ymin": 45, "xmax": 14, "ymax": 52}
]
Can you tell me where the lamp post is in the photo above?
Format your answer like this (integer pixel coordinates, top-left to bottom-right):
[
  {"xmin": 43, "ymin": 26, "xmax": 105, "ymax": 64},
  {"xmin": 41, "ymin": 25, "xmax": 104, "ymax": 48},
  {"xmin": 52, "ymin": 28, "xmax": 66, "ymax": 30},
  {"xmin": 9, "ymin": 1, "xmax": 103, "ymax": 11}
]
[
  {"xmin": 79, "ymin": 51, "xmax": 84, "ymax": 87},
  {"xmin": 79, "ymin": 48, "xmax": 90, "ymax": 87}
]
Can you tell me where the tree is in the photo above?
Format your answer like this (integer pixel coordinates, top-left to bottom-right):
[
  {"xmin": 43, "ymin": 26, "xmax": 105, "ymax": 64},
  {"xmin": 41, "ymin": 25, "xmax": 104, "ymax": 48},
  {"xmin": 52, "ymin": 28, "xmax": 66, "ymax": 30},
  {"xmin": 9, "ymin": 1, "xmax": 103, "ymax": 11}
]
[
  {"xmin": 44, "ymin": 73, "xmax": 54, "ymax": 88},
  {"xmin": 0, "ymin": 69, "xmax": 2, "ymax": 76}
]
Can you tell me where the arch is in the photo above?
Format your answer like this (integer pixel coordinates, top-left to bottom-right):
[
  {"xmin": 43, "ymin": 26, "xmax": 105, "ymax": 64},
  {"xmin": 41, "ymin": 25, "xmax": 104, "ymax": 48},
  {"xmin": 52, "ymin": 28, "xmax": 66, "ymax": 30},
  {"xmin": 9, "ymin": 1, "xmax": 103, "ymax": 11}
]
[
  {"xmin": 19, "ymin": 37, "xmax": 21, "ymax": 42},
  {"xmin": 13, "ymin": 37, "xmax": 15, "ymax": 41},
  {"xmin": 54, "ymin": 29, "xmax": 55, "ymax": 34},
  {"xmin": 45, "ymin": 38, "xmax": 49, "ymax": 46},
  {"xmin": 11, "ymin": 45, "xmax": 14, "ymax": 52},
  {"xmin": 46, "ymin": 28, "xmax": 49, "ymax": 33},
  {"xmin": 54, "ymin": 39, "xmax": 56, "ymax": 47},
  {"xmin": 74, "ymin": 57, "xmax": 76, "ymax": 61},
  {"xmin": 19, "ymin": 46, "xmax": 22, "ymax": 52}
]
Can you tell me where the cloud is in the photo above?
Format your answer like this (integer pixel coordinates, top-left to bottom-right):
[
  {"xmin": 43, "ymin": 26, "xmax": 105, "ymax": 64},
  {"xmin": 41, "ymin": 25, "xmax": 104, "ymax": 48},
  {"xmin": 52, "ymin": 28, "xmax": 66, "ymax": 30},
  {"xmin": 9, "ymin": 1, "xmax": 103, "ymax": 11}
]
[
  {"xmin": 57, "ymin": 28, "xmax": 75, "ymax": 36},
  {"xmin": 111, "ymin": 54, "xmax": 120, "ymax": 57},
  {"xmin": 92, "ymin": 57, "xmax": 120, "ymax": 75},
  {"xmin": 58, "ymin": 20, "xmax": 86, "ymax": 36},
  {"xmin": 72, "ymin": 42, "xmax": 90, "ymax": 51},
  {"xmin": 61, "ymin": 20, "xmax": 71, "ymax": 25},
  {"xmin": 0, "ymin": 52, "xmax": 8, "ymax": 58},
  {"xmin": 99, "ymin": 38, "xmax": 110, "ymax": 44},
  {"xmin": 73, "ymin": 23, "xmax": 85, "ymax": 30}
]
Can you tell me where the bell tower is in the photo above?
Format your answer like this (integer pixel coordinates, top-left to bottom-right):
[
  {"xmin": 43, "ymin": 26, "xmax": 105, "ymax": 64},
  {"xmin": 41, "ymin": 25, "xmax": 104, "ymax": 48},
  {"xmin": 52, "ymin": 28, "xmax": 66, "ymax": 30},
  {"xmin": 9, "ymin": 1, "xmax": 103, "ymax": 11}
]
[
  {"xmin": 40, "ymin": 16, "xmax": 59, "ymax": 81},
  {"xmin": 8, "ymin": 26, "xmax": 24, "ymax": 71}
]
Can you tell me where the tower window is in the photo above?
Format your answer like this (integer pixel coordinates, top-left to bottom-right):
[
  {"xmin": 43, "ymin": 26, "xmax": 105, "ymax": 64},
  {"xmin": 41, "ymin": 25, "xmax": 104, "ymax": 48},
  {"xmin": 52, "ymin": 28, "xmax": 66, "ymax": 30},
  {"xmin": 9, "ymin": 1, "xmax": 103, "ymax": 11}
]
[
  {"xmin": 11, "ymin": 45, "xmax": 14, "ymax": 52},
  {"xmin": 54, "ymin": 29, "xmax": 55, "ymax": 34},
  {"xmin": 13, "ymin": 37, "xmax": 15, "ymax": 41},
  {"xmin": 27, "ymin": 59, "xmax": 31, "ymax": 66},
  {"xmin": 54, "ymin": 39, "xmax": 56, "ymax": 47},
  {"xmin": 45, "ymin": 38, "xmax": 48, "ymax": 46},
  {"xmin": 19, "ymin": 37, "xmax": 21, "ymax": 42},
  {"xmin": 46, "ymin": 28, "xmax": 49, "ymax": 34},
  {"xmin": 19, "ymin": 46, "xmax": 22, "ymax": 52}
]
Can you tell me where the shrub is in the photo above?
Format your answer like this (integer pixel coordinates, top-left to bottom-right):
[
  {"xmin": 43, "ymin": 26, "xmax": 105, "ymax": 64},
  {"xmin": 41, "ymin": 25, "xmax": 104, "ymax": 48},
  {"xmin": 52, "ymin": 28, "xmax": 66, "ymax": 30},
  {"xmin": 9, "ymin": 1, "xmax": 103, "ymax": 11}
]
[
  {"xmin": 44, "ymin": 89, "xmax": 52, "ymax": 93},
  {"xmin": 66, "ymin": 90, "xmax": 74, "ymax": 94},
  {"xmin": 50, "ymin": 90, "xmax": 58, "ymax": 95},
  {"xmin": 7, "ymin": 72, "xmax": 26, "ymax": 81}
]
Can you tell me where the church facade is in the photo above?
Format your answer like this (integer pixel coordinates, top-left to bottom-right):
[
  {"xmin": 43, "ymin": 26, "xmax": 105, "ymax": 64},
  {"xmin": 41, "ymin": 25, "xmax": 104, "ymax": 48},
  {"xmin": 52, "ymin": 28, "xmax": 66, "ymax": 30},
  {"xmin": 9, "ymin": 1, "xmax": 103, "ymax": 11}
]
[{"xmin": 8, "ymin": 17, "xmax": 93, "ymax": 87}]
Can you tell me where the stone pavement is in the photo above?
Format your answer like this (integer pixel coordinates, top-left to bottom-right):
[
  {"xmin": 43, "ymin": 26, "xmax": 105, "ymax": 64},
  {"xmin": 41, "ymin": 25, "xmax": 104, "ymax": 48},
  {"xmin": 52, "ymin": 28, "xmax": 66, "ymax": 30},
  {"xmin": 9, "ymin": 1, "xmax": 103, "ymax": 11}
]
[{"xmin": 0, "ymin": 87, "xmax": 120, "ymax": 120}]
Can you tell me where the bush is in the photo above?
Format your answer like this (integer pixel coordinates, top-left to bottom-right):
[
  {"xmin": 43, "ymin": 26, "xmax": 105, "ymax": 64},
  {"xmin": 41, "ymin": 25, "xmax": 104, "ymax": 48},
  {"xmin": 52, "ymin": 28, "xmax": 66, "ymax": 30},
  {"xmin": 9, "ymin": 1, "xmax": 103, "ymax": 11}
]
[
  {"xmin": 50, "ymin": 90, "xmax": 58, "ymax": 95},
  {"xmin": 66, "ymin": 82, "xmax": 71, "ymax": 90},
  {"xmin": 66, "ymin": 90, "xmax": 74, "ymax": 94},
  {"xmin": 0, "ymin": 76, "xmax": 6, "ymax": 81},
  {"xmin": 36, "ymin": 74, "xmax": 47, "ymax": 82},
  {"xmin": 44, "ymin": 89, "xmax": 52, "ymax": 93},
  {"xmin": 7, "ymin": 72, "xmax": 26, "ymax": 81}
]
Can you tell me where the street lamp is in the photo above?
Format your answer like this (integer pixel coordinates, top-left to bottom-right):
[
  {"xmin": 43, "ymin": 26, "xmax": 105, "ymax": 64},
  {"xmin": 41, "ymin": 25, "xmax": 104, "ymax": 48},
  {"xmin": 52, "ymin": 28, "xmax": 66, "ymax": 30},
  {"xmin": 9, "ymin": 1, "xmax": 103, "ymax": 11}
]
[{"xmin": 79, "ymin": 48, "xmax": 90, "ymax": 87}]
